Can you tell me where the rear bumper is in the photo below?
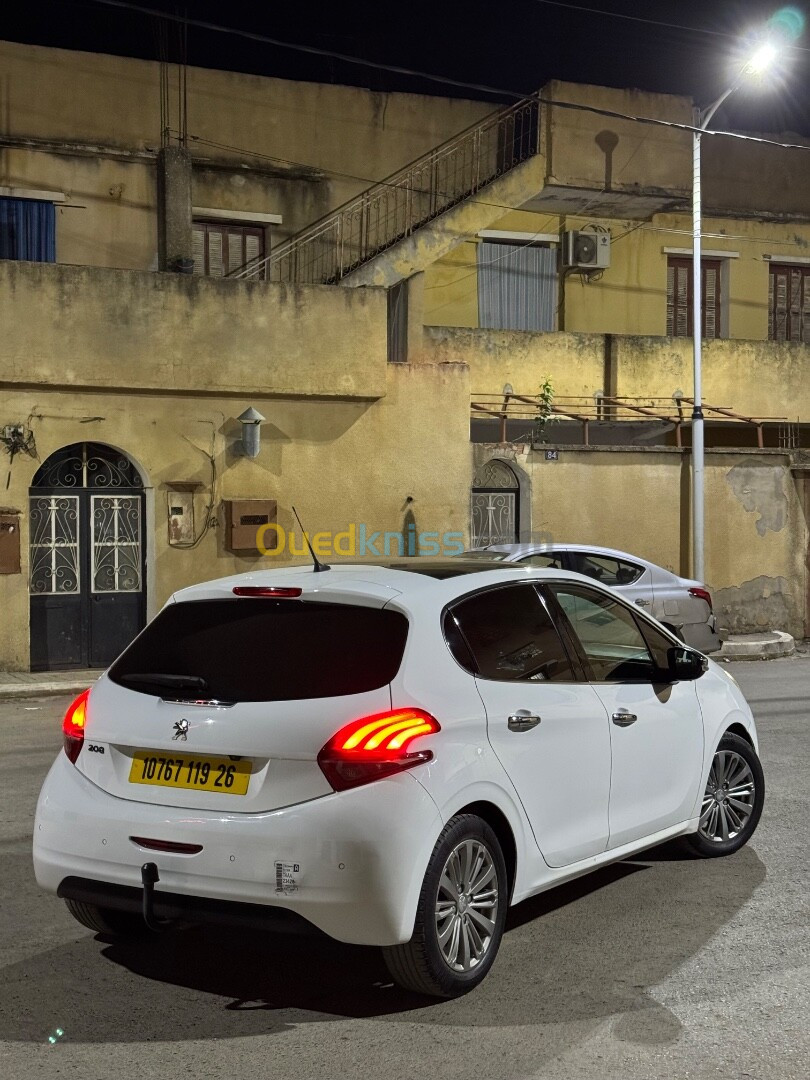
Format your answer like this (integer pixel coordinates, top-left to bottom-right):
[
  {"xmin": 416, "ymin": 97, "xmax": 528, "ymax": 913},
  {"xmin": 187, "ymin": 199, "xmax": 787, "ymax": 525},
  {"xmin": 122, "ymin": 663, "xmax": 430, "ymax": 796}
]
[
  {"xmin": 682, "ymin": 618, "xmax": 722, "ymax": 654},
  {"xmin": 34, "ymin": 752, "xmax": 442, "ymax": 946},
  {"xmin": 57, "ymin": 876, "xmax": 323, "ymax": 936}
]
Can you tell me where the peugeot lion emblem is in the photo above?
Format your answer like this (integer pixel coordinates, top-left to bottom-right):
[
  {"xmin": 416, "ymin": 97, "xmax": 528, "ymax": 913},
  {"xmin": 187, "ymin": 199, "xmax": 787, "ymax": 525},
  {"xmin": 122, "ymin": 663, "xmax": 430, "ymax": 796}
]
[{"xmin": 172, "ymin": 719, "xmax": 190, "ymax": 741}]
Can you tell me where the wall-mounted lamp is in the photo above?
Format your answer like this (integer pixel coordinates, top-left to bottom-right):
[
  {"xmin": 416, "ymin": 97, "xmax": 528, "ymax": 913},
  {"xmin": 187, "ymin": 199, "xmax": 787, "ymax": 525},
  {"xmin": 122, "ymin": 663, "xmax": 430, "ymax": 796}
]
[{"xmin": 237, "ymin": 407, "xmax": 266, "ymax": 459}]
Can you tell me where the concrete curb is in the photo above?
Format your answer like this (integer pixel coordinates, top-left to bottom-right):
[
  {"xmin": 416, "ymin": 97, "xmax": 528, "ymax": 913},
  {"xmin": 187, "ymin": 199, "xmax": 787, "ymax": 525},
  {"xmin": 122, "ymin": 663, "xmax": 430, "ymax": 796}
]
[
  {"xmin": 0, "ymin": 675, "xmax": 100, "ymax": 701},
  {"xmin": 719, "ymin": 631, "xmax": 795, "ymax": 661}
]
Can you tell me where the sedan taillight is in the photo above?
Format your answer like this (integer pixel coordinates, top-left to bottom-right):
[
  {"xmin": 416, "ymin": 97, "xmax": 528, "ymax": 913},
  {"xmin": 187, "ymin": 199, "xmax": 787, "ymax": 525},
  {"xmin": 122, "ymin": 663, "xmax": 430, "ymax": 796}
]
[
  {"xmin": 688, "ymin": 587, "xmax": 713, "ymax": 612},
  {"xmin": 318, "ymin": 708, "xmax": 440, "ymax": 791},
  {"xmin": 62, "ymin": 689, "xmax": 91, "ymax": 764}
]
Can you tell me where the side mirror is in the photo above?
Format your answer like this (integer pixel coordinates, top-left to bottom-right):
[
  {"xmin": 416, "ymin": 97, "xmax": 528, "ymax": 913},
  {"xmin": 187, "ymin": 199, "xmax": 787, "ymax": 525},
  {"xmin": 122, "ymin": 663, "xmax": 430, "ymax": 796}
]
[{"xmin": 667, "ymin": 646, "xmax": 708, "ymax": 681}]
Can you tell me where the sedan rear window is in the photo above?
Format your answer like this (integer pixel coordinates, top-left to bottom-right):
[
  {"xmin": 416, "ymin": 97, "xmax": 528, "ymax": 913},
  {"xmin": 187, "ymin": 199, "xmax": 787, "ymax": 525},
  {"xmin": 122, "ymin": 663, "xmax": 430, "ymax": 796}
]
[
  {"xmin": 567, "ymin": 553, "xmax": 644, "ymax": 587},
  {"xmin": 108, "ymin": 599, "xmax": 408, "ymax": 702}
]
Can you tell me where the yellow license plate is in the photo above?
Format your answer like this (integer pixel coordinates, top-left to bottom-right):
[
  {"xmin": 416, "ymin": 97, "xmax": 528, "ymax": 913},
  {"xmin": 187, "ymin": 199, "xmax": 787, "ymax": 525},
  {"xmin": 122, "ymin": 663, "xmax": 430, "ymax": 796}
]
[{"xmin": 128, "ymin": 751, "xmax": 251, "ymax": 795}]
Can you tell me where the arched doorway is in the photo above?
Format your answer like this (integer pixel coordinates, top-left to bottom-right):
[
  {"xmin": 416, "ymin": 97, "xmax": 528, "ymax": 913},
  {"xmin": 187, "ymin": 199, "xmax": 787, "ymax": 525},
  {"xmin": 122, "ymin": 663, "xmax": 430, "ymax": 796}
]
[
  {"xmin": 471, "ymin": 459, "xmax": 520, "ymax": 546},
  {"xmin": 29, "ymin": 442, "xmax": 146, "ymax": 671}
]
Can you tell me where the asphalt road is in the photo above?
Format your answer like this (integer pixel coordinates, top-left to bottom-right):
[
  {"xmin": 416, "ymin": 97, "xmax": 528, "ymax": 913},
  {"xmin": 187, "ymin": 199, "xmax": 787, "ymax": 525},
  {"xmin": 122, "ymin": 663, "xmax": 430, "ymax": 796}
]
[{"xmin": 0, "ymin": 660, "xmax": 807, "ymax": 1080}]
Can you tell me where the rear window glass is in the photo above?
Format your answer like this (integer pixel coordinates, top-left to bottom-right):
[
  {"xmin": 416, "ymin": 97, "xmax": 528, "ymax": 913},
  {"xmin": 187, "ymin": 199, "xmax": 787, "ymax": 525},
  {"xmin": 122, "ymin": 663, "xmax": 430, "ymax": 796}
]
[
  {"xmin": 567, "ymin": 553, "xmax": 644, "ymax": 586},
  {"xmin": 108, "ymin": 599, "xmax": 408, "ymax": 702}
]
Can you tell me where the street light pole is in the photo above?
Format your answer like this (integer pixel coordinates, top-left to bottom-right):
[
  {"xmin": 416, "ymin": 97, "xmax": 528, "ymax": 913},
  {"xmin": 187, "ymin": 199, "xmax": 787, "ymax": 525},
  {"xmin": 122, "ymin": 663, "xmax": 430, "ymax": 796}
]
[
  {"xmin": 689, "ymin": 33, "xmax": 781, "ymax": 580},
  {"xmin": 691, "ymin": 87, "xmax": 735, "ymax": 582}
]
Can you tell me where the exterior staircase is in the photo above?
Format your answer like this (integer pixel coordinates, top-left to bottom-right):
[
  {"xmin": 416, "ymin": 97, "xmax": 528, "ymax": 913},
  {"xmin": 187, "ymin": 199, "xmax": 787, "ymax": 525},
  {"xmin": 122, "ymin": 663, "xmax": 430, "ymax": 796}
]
[{"xmin": 234, "ymin": 93, "xmax": 547, "ymax": 289}]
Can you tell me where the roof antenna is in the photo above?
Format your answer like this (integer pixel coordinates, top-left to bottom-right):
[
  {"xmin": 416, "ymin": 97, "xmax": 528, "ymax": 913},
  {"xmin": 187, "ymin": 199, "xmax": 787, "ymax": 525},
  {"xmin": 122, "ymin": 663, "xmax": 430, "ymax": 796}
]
[{"xmin": 291, "ymin": 505, "xmax": 331, "ymax": 573}]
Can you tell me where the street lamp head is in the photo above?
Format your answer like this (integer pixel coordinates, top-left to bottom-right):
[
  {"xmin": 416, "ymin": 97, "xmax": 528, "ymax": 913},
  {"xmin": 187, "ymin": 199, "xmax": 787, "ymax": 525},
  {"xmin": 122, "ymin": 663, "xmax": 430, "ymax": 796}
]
[{"xmin": 745, "ymin": 41, "xmax": 779, "ymax": 75}]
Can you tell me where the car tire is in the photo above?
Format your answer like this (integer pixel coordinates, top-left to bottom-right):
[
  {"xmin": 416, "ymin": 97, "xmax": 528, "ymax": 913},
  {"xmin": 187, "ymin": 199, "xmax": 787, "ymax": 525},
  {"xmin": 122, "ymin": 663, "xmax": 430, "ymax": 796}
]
[
  {"xmin": 662, "ymin": 623, "xmax": 685, "ymax": 641},
  {"xmin": 684, "ymin": 732, "xmax": 764, "ymax": 858},
  {"xmin": 64, "ymin": 899, "xmax": 148, "ymax": 938},
  {"xmin": 382, "ymin": 814, "xmax": 508, "ymax": 998}
]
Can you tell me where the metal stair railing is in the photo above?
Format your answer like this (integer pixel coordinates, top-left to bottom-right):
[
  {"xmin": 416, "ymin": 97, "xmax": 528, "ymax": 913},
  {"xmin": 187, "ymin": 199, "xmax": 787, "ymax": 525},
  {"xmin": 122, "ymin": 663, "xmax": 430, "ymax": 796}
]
[{"xmin": 234, "ymin": 92, "xmax": 541, "ymax": 285}]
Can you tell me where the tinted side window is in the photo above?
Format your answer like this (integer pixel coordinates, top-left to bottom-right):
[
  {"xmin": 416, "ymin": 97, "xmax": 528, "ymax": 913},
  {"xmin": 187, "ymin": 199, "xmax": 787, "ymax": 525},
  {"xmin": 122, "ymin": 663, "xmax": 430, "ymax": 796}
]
[
  {"xmin": 568, "ymin": 553, "xmax": 644, "ymax": 587},
  {"xmin": 637, "ymin": 615, "xmax": 678, "ymax": 669},
  {"xmin": 552, "ymin": 585, "xmax": 654, "ymax": 682},
  {"xmin": 449, "ymin": 585, "xmax": 574, "ymax": 682}
]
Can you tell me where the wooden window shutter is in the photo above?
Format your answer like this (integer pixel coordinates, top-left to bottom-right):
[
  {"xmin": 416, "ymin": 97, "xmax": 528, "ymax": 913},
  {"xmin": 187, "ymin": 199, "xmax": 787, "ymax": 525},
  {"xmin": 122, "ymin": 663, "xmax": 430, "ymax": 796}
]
[
  {"xmin": 769, "ymin": 264, "xmax": 809, "ymax": 342},
  {"xmin": 676, "ymin": 264, "xmax": 689, "ymax": 335},
  {"xmin": 703, "ymin": 264, "xmax": 718, "ymax": 338},
  {"xmin": 666, "ymin": 258, "xmax": 690, "ymax": 336},
  {"xmin": 769, "ymin": 268, "xmax": 780, "ymax": 340},
  {"xmin": 789, "ymin": 268, "xmax": 803, "ymax": 342},
  {"xmin": 192, "ymin": 225, "xmax": 206, "ymax": 276},
  {"xmin": 227, "ymin": 231, "xmax": 244, "ymax": 275},
  {"xmin": 192, "ymin": 221, "xmax": 267, "ymax": 277},
  {"xmin": 667, "ymin": 256, "xmax": 722, "ymax": 338},
  {"xmin": 245, "ymin": 231, "xmax": 261, "ymax": 265},
  {"xmin": 207, "ymin": 230, "xmax": 224, "ymax": 277}
]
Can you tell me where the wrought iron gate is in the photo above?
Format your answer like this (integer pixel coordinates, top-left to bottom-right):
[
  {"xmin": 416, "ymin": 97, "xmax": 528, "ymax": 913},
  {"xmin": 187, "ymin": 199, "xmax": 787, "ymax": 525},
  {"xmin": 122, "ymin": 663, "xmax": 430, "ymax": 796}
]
[
  {"xmin": 471, "ymin": 459, "xmax": 519, "ymax": 547},
  {"xmin": 29, "ymin": 443, "xmax": 146, "ymax": 671}
]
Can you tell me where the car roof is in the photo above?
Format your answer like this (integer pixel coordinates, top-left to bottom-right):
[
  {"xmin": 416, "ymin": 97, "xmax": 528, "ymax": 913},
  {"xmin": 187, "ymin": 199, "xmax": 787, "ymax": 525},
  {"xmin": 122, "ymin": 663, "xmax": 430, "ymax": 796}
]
[
  {"xmin": 169, "ymin": 558, "xmax": 600, "ymax": 609},
  {"xmin": 483, "ymin": 542, "xmax": 650, "ymax": 563}
]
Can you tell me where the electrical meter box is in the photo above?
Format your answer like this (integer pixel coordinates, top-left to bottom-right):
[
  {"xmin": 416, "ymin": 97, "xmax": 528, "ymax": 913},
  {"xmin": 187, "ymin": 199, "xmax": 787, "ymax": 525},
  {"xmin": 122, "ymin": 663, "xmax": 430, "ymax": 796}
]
[
  {"xmin": 0, "ymin": 511, "xmax": 21, "ymax": 574},
  {"xmin": 224, "ymin": 499, "xmax": 277, "ymax": 553}
]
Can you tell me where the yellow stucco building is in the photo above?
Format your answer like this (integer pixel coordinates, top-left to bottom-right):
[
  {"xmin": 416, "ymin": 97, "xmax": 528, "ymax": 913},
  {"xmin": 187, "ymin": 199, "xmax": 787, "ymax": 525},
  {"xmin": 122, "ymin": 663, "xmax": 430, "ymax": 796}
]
[{"xmin": 1, "ymin": 40, "xmax": 808, "ymax": 670}]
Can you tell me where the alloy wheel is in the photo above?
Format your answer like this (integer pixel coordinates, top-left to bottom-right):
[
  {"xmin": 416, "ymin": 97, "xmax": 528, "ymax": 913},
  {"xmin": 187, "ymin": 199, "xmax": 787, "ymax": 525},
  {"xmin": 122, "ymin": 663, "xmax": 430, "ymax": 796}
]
[
  {"xmin": 698, "ymin": 749, "xmax": 756, "ymax": 843},
  {"xmin": 435, "ymin": 838, "xmax": 499, "ymax": 972}
]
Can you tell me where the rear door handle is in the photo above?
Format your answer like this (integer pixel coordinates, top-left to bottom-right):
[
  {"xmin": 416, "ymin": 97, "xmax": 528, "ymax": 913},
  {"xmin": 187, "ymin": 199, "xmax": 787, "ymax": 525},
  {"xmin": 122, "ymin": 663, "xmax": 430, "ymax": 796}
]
[
  {"xmin": 612, "ymin": 710, "xmax": 638, "ymax": 727},
  {"xmin": 508, "ymin": 710, "xmax": 542, "ymax": 732},
  {"xmin": 635, "ymin": 599, "xmax": 649, "ymax": 607}
]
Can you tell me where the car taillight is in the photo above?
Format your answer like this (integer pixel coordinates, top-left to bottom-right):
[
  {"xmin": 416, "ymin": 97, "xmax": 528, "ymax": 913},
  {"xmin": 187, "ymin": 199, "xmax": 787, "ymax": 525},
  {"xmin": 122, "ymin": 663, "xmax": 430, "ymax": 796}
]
[
  {"xmin": 689, "ymin": 587, "xmax": 713, "ymax": 612},
  {"xmin": 63, "ymin": 688, "xmax": 91, "ymax": 764},
  {"xmin": 318, "ymin": 708, "xmax": 440, "ymax": 791}
]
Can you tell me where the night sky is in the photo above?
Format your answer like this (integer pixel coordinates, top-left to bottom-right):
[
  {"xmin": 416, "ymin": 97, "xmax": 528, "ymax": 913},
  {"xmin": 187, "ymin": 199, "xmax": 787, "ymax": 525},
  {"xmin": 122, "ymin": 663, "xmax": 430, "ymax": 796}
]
[{"xmin": 4, "ymin": 0, "xmax": 809, "ymax": 134}]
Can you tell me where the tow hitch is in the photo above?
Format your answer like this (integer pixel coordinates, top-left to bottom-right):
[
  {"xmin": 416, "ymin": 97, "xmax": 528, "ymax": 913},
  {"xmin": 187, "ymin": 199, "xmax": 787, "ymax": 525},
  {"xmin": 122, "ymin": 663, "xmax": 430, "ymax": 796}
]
[{"xmin": 140, "ymin": 862, "xmax": 173, "ymax": 932}]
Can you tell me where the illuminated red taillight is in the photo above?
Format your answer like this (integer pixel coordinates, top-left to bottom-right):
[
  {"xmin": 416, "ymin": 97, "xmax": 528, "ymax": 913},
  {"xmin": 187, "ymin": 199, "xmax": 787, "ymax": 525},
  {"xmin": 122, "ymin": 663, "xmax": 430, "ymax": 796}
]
[
  {"xmin": 318, "ymin": 709, "xmax": 440, "ymax": 791},
  {"xmin": 689, "ymin": 587, "xmax": 713, "ymax": 612},
  {"xmin": 232, "ymin": 586, "xmax": 303, "ymax": 598},
  {"xmin": 62, "ymin": 688, "xmax": 91, "ymax": 764}
]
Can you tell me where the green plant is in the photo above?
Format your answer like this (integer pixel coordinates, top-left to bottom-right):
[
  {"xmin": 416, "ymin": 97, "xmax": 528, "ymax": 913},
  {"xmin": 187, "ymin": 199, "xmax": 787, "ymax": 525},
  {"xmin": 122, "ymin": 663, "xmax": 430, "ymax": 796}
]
[{"xmin": 534, "ymin": 377, "xmax": 559, "ymax": 444}]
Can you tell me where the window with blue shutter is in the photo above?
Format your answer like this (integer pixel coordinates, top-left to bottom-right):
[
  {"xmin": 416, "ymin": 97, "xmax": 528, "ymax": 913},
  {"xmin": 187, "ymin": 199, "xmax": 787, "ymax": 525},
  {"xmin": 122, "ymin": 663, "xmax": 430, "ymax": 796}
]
[{"xmin": 0, "ymin": 197, "xmax": 56, "ymax": 262}]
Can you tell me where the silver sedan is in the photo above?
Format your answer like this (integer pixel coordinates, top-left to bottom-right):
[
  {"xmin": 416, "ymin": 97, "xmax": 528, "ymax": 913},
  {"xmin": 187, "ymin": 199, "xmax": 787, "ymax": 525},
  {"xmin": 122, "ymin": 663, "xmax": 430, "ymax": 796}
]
[{"xmin": 459, "ymin": 543, "xmax": 721, "ymax": 653}]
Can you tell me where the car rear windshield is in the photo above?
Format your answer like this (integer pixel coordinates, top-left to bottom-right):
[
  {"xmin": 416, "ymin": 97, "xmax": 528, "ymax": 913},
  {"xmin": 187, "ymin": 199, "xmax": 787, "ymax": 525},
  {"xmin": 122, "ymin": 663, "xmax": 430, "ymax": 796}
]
[{"xmin": 108, "ymin": 599, "xmax": 409, "ymax": 702}]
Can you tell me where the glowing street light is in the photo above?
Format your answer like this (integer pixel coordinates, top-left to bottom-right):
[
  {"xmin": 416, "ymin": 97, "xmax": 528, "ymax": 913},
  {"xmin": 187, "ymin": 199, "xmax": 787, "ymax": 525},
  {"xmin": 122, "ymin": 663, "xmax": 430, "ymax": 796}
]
[{"xmin": 746, "ymin": 42, "xmax": 779, "ymax": 74}]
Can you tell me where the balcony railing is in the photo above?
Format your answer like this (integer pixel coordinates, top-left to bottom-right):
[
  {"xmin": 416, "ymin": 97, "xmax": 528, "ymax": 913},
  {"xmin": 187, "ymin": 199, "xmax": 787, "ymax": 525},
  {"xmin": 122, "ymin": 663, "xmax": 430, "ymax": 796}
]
[{"xmin": 234, "ymin": 93, "xmax": 541, "ymax": 285}]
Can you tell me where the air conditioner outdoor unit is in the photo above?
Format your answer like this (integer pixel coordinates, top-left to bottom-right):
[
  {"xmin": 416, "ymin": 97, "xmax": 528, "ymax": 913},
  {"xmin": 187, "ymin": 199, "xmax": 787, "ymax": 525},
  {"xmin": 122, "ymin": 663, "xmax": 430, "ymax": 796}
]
[{"xmin": 562, "ymin": 229, "xmax": 611, "ymax": 270}]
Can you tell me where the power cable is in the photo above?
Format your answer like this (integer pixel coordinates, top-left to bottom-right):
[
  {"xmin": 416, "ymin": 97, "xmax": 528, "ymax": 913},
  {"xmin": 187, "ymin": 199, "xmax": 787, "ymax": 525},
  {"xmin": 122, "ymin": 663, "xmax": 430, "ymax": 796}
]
[
  {"xmin": 84, "ymin": 0, "xmax": 525, "ymax": 99},
  {"xmin": 531, "ymin": 0, "xmax": 810, "ymax": 54}
]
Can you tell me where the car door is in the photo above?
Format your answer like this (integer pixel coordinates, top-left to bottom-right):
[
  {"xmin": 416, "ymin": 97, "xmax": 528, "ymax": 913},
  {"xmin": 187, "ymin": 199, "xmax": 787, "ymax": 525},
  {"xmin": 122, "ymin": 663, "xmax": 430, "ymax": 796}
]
[
  {"xmin": 546, "ymin": 582, "xmax": 704, "ymax": 850},
  {"xmin": 447, "ymin": 582, "xmax": 611, "ymax": 868}
]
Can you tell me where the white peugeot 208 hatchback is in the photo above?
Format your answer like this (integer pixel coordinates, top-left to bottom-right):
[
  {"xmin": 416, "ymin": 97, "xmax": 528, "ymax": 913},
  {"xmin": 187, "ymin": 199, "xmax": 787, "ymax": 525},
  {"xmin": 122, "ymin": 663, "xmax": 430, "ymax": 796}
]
[{"xmin": 33, "ymin": 560, "xmax": 764, "ymax": 998}]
